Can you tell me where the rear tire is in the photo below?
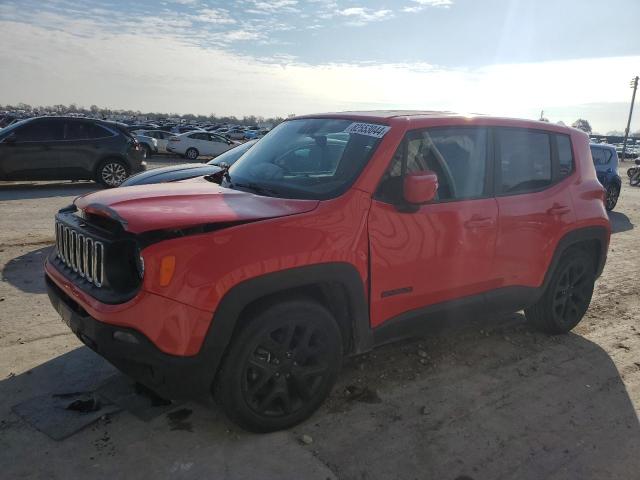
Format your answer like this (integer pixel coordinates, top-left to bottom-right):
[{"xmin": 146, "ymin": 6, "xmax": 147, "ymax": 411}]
[
  {"xmin": 185, "ymin": 148, "xmax": 199, "ymax": 160},
  {"xmin": 215, "ymin": 298, "xmax": 343, "ymax": 432},
  {"xmin": 96, "ymin": 159, "xmax": 129, "ymax": 188},
  {"xmin": 605, "ymin": 184, "xmax": 619, "ymax": 211},
  {"xmin": 525, "ymin": 248, "xmax": 595, "ymax": 334}
]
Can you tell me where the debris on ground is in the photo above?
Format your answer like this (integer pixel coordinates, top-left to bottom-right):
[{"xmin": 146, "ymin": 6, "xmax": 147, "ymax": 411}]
[
  {"xmin": 66, "ymin": 396, "xmax": 102, "ymax": 413},
  {"xmin": 300, "ymin": 434, "xmax": 313, "ymax": 445},
  {"xmin": 166, "ymin": 408, "xmax": 193, "ymax": 432},
  {"xmin": 344, "ymin": 385, "xmax": 382, "ymax": 404}
]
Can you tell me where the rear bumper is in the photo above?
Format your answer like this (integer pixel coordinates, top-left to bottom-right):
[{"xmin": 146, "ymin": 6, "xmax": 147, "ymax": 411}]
[{"xmin": 45, "ymin": 273, "xmax": 219, "ymax": 400}]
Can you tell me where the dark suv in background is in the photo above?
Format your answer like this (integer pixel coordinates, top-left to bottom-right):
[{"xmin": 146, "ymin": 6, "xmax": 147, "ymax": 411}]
[{"xmin": 0, "ymin": 116, "xmax": 146, "ymax": 187}]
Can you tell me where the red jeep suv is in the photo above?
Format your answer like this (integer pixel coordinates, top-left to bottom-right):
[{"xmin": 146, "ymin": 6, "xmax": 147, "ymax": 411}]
[{"xmin": 45, "ymin": 112, "xmax": 610, "ymax": 432}]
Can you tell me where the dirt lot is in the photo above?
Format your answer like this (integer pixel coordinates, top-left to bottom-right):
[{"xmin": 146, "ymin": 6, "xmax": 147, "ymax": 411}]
[{"xmin": 0, "ymin": 158, "xmax": 639, "ymax": 479}]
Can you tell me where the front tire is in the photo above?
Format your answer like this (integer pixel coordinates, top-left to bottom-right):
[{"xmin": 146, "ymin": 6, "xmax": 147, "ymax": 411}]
[
  {"xmin": 185, "ymin": 148, "xmax": 199, "ymax": 160},
  {"xmin": 215, "ymin": 298, "xmax": 343, "ymax": 432},
  {"xmin": 96, "ymin": 159, "xmax": 129, "ymax": 188},
  {"xmin": 525, "ymin": 248, "xmax": 595, "ymax": 334}
]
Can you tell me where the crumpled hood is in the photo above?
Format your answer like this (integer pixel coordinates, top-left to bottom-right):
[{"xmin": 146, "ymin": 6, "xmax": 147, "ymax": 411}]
[{"xmin": 74, "ymin": 182, "xmax": 319, "ymax": 234}]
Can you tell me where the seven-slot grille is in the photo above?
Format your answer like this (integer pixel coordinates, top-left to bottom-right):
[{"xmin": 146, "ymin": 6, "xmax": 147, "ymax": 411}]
[{"xmin": 55, "ymin": 221, "xmax": 105, "ymax": 287}]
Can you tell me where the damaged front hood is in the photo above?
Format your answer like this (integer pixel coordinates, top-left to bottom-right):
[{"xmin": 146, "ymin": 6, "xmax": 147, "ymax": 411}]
[{"xmin": 74, "ymin": 182, "xmax": 319, "ymax": 234}]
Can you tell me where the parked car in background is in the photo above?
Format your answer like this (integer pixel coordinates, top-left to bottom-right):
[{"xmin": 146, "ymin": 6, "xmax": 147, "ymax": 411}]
[
  {"xmin": 171, "ymin": 125, "xmax": 200, "ymax": 134},
  {"xmin": 0, "ymin": 115, "xmax": 18, "ymax": 129},
  {"xmin": 134, "ymin": 130, "xmax": 174, "ymax": 153},
  {"xmin": 134, "ymin": 133, "xmax": 158, "ymax": 157},
  {"xmin": 0, "ymin": 116, "xmax": 145, "ymax": 186},
  {"xmin": 226, "ymin": 128, "xmax": 247, "ymax": 140},
  {"xmin": 46, "ymin": 112, "xmax": 609, "ymax": 432},
  {"xmin": 126, "ymin": 123, "xmax": 159, "ymax": 131},
  {"xmin": 120, "ymin": 139, "xmax": 258, "ymax": 186},
  {"xmin": 244, "ymin": 128, "xmax": 269, "ymax": 140},
  {"xmin": 166, "ymin": 131, "xmax": 237, "ymax": 160},
  {"xmin": 590, "ymin": 143, "xmax": 621, "ymax": 211}
]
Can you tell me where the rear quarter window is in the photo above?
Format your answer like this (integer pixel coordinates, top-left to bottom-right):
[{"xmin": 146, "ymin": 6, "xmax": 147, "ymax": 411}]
[{"xmin": 556, "ymin": 134, "xmax": 574, "ymax": 178}]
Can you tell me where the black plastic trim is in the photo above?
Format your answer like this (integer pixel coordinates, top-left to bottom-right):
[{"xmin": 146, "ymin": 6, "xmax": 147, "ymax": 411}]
[
  {"xmin": 372, "ymin": 286, "xmax": 540, "ymax": 346},
  {"xmin": 46, "ymin": 275, "xmax": 212, "ymax": 399},
  {"xmin": 542, "ymin": 226, "xmax": 609, "ymax": 284},
  {"xmin": 201, "ymin": 263, "xmax": 373, "ymax": 371}
]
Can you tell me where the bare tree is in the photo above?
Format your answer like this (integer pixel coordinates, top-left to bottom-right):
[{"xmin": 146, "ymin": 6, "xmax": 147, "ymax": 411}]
[{"xmin": 571, "ymin": 119, "xmax": 592, "ymax": 134}]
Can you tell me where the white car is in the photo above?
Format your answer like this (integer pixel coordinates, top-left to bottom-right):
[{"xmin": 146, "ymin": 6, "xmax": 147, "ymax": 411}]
[
  {"xmin": 166, "ymin": 131, "xmax": 237, "ymax": 160},
  {"xmin": 134, "ymin": 130, "xmax": 174, "ymax": 153},
  {"xmin": 133, "ymin": 133, "xmax": 158, "ymax": 157}
]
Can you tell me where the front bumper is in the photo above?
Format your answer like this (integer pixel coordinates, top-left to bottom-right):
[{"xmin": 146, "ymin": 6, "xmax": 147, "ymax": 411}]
[
  {"xmin": 45, "ymin": 274, "xmax": 218, "ymax": 400},
  {"xmin": 133, "ymin": 160, "xmax": 147, "ymax": 174}
]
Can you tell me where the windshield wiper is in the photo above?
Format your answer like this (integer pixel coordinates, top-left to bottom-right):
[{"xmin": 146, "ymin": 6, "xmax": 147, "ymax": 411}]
[
  {"xmin": 206, "ymin": 164, "xmax": 232, "ymax": 185},
  {"xmin": 231, "ymin": 181, "xmax": 281, "ymax": 197}
]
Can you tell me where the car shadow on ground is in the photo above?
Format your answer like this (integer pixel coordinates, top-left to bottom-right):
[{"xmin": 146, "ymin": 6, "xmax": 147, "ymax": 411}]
[
  {"xmin": 2, "ymin": 246, "xmax": 52, "ymax": 294},
  {"xmin": 0, "ymin": 181, "xmax": 99, "ymax": 201},
  {"xmin": 1, "ymin": 313, "xmax": 638, "ymax": 479},
  {"xmin": 310, "ymin": 313, "xmax": 640, "ymax": 479},
  {"xmin": 609, "ymin": 210, "xmax": 634, "ymax": 234}
]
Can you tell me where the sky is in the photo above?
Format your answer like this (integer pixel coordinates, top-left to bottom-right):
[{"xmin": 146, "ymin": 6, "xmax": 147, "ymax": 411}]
[{"xmin": 0, "ymin": 0, "xmax": 639, "ymax": 133}]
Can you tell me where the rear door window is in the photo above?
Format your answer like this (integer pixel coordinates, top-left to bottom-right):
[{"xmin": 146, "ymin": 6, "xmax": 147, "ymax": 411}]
[
  {"xmin": 65, "ymin": 121, "xmax": 93, "ymax": 140},
  {"xmin": 590, "ymin": 147, "xmax": 607, "ymax": 166},
  {"xmin": 497, "ymin": 129, "xmax": 552, "ymax": 194}
]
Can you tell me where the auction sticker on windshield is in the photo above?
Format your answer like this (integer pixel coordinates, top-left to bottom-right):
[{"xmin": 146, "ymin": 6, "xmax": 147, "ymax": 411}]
[{"xmin": 344, "ymin": 122, "xmax": 390, "ymax": 138}]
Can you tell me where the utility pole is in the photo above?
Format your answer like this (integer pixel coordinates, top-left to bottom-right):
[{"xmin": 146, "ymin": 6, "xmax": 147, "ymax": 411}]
[{"xmin": 621, "ymin": 76, "xmax": 639, "ymax": 162}]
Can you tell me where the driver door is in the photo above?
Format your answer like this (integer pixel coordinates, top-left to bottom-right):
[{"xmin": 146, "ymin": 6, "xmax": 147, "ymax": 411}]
[
  {"xmin": 368, "ymin": 126, "xmax": 499, "ymax": 328},
  {"xmin": 0, "ymin": 119, "xmax": 64, "ymax": 180}
]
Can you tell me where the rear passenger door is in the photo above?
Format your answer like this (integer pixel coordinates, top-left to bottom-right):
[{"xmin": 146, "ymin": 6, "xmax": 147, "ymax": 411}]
[
  {"xmin": 368, "ymin": 126, "xmax": 499, "ymax": 328},
  {"xmin": 493, "ymin": 128, "xmax": 576, "ymax": 289},
  {"xmin": 57, "ymin": 120, "xmax": 114, "ymax": 179},
  {"xmin": 206, "ymin": 133, "xmax": 231, "ymax": 156},
  {"xmin": 187, "ymin": 132, "xmax": 207, "ymax": 153}
]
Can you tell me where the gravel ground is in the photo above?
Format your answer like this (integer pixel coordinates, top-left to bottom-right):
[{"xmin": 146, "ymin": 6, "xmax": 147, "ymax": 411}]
[{"xmin": 0, "ymin": 158, "xmax": 639, "ymax": 479}]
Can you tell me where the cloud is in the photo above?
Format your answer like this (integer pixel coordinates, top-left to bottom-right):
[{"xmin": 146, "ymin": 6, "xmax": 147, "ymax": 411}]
[
  {"xmin": 247, "ymin": 0, "xmax": 299, "ymax": 13},
  {"xmin": 338, "ymin": 7, "xmax": 393, "ymax": 26},
  {"xmin": 191, "ymin": 8, "xmax": 236, "ymax": 25},
  {"xmin": 403, "ymin": 0, "xmax": 453, "ymax": 13},
  {"xmin": 1, "ymin": 15, "xmax": 638, "ymax": 134}
]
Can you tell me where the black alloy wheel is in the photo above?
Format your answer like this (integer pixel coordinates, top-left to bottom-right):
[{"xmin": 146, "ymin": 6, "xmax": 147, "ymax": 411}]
[
  {"xmin": 525, "ymin": 248, "xmax": 595, "ymax": 334},
  {"xmin": 215, "ymin": 299, "xmax": 342, "ymax": 432}
]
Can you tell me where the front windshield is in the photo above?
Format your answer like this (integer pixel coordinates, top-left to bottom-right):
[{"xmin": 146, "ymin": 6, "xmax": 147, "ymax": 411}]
[
  {"xmin": 0, "ymin": 118, "xmax": 29, "ymax": 140},
  {"xmin": 207, "ymin": 140, "xmax": 255, "ymax": 166},
  {"xmin": 222, "ymin": 118, "xmax": 386, "ymax": 199}
]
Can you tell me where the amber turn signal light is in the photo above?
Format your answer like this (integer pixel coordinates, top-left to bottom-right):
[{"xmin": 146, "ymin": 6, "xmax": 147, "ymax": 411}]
[{"xmin": 159, "ymin": 256, "xmax": 176, "ymax": 286}]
